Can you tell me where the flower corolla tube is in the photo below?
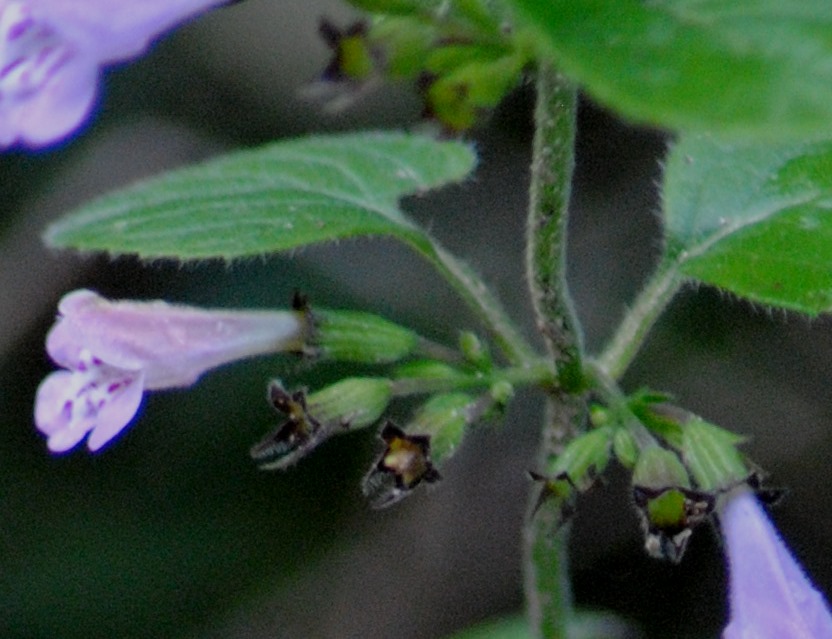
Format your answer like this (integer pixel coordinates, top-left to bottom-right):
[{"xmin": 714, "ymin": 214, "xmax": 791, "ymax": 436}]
[
  {"xmin": 0, "ymin": 0, "xmax": 224, "ymax": 148},
  {"xmin": 34, "ymin": 289, "xmax": 306, "ymax": 453},
  {"xmin": 721, "ymin": 489, "xmax": 832, "ymax": 639}
]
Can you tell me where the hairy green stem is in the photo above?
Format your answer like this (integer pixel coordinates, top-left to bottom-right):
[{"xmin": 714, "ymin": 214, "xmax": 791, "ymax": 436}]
[
  {"xmin": 412, "ymin": 237, "xmax": 540, "ymax": 367},
  {"xmin": 524, "ymin": 80, "xmax": 583, "ymax": 372},
  {"xmin": 415, "ymin": 337, "xmax": 469, "ymax": 366},
  {"xmin": 523, "ymin": 63, "xmax": 581, "ymax": 639},
  {"xmin": 595, "ymin": 261, "xmax": 684, "ymax": 381},
  {"xmin": 390, "ymin": 360, "xmax": 555, "ymax": 397}
]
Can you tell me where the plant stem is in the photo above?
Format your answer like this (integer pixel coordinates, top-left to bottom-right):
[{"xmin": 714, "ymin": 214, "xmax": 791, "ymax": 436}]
[
  {"xmin": 390, "ymin": 360, "xmax": 555, "ymax": 397},
  {"xmin": 413, "ymin": 236, "xmax": 541, "ymax": 367},
  {"xmin": 523, "ymin": 62, "xmax": 581, "ymax": 639},
  {"xmin": 595, "ymin": 261, "xmax": 684, "ymax": 381}
]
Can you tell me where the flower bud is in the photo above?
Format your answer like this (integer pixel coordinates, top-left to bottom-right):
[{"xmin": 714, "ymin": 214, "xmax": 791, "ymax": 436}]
[
  {"xmin": 489, "ymin": 380, "xmax": 514, "ymax": 407},
  {"xmin": 251, "ymin": 377, "xmax": 391, "ymax": 470},
  {"xmin": 632, "ymin": 446, "xmax": 714, "ymax": 563},
  {"xmin": 459, "ymin": 331, "xmax": 491, "ymax": 370},
  {"xmin": 589, "ymin": 404, "xmax": 611, "ymax": 428}
]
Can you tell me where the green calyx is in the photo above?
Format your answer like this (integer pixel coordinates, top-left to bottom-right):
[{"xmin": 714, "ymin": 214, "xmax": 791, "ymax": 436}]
[
  {"xmin": 546, "ymin": 426, "xmax": 614, "ymax": 491},
  {"xmin": 308, "ymin": 308, "xmax": 420, "ymax": 364},
  {"xmin": 251, "ymin": 377, "xmax": 392, "ymax": 471},
  {"xmin": 306, "ymin": 377, "xmax": 393, "ymax": 429},
  {"xmin": 529, "ymin": 426, "xmax": 614, "ymax": 526},
  {"xmin": 681, "ymin": 417, "xmax": 748, "ymax": 492},
  {"xmin": 407, "ymin": 392, "xmax": 476, "ymax": 463},
  {"xmin": 632, "ymin": 445, "xmax": 690, "ymax": 491},
  {"xmin": 612, "ymin": 427, "xmax": 638, "ymax": 469}
]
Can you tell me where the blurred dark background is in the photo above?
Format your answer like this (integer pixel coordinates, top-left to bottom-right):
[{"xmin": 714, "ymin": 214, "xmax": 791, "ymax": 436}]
[{"xmin": 1, "ymin": 1, "xmax": 830, "ymax": 638}]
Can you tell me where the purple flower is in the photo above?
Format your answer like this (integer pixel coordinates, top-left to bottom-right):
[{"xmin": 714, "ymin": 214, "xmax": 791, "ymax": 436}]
[
  {"xmin": 35, "ymin": 289, "xmax": 307, "ymax": 453},
  {"xmin": 0, "ymin": 0, "xmax": 224, "ymax": 148},
  {"xmin": 721, "ymin": 489, "xmax": 832, "ymax": 639}
]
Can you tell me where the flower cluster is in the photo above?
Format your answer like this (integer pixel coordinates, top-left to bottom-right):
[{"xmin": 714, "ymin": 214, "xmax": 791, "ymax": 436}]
[{"xmin": 0, "ymin": 0, "xmax": 224, "ymax": 148}]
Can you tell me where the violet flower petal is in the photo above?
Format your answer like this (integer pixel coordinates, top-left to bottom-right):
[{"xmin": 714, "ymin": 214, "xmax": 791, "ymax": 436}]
[
  {"xmin": 44, "ymin": 0, "xmax": 226, "ymax": 61},
  {"xmin": 46, "ymin": 289, "xmax": 306, "ymax": 389},
  {"xmin": 85, "ymin": 375, "xmax": 144, "ymax": 452},
  {"xmin": 722, "ymin": 490, "xmax": 832, "ymax": 639},
  {"xmin": 0, "ymin": 0, "xmax": 224, "ymax": 148},
  {"xmin": 34, "ymin": 361, "xmax": 145, "ymax": 452},
  {"xmin": 36, "ymin": 289, "xmax": 307, "ymax": 452}
]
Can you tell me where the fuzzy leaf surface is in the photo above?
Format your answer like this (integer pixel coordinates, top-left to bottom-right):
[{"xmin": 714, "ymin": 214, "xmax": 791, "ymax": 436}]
[
  {"xmin": 663, "ymin": 134, "xmax": 832, "ymax": 314},
  {"xmin": 511, "ymin": 0, "xmax": 832, "ymax": 138},
  {"xmin": 45, "ymin": 132, "xmax": 476, "ymax": 259}
]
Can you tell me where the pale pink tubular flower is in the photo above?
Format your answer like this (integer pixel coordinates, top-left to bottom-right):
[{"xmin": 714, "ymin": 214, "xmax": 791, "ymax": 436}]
[
  {"xmin": 721, "ymin": 489, "xmax": 832, "ymax": 639},
  {"xmin": 35, "ymin": 289, "xmax": 307, "ymax": 453},
  {"xmin": 0, "ymin": 0, "xmax": 225, "ymax": 148}
]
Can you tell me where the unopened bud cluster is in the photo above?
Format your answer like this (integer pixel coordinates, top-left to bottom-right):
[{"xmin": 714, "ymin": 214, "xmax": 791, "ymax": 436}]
[{"xmin": 317, "ymin": 1, "xmax": 532, "ymax": 131}]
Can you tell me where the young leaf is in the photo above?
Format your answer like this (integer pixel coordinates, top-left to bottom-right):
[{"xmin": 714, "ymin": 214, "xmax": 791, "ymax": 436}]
[
  {"xmin": 663, "ymin": 134, "xmax": 832, "ymax": 314},
  {"xmin": 44, "ymin": 131, "xmax": 475, "ymax": 260},
  {"xmin": 510, "ymin": 0, "xmax": 832, "ymax": 139}
]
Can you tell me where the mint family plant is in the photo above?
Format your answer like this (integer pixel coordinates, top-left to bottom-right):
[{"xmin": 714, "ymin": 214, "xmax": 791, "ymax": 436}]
[{"xmin": 11, "ymin": 1, "xmax": 832, "ymax": 637}]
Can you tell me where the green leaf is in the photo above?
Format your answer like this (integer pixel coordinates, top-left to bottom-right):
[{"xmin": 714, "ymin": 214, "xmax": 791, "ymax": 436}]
[
  {"xmin": 510, "ymin": 0, "xmax": 832, "ymax": 138},
  {"xmin": 663, "ymin": 134, "xmax": 832, "ymax": 314},
  {"xmin": 45, "ymin": 131, "xmax": 476, "ymax": 260}
]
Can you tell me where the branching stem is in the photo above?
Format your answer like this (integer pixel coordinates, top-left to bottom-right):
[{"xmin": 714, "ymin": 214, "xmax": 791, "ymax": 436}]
[
  {"xmin": 390, "ymin": 360, "xmax": 555, "ymax": 397},
  {"xmin": 595, "ymin": 261, "xmax": 684, "ymax": 381},
  {"xmin": 412, "ymin": 236, "xmax": 541, "ymax": 367},
  {"xmin": 523, "ymin": 62, "xmax": 581, "ymax": 639}
]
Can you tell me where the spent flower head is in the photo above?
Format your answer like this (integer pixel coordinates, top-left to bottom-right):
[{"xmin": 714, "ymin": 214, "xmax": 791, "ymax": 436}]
[
  {"xmin": 0, "ymin": 0, "xmax": 224, "ymax": 148},
  {"xmin": 250, "ymin": 377, "xmax": 392, "ymax": 471},
  {"xmin": 721, "ymin": 489, "xmax": 832, "ymax": 639},
  {"xmin": 35, "ymin": 289, "xmax": 306, "ymax": 453}
]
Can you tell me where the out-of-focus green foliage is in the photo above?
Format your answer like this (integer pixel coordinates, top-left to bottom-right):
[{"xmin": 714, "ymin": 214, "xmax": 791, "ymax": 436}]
[{"xmin": 511, "ymin": 0, "xmax": 832, "ymax": 139}]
